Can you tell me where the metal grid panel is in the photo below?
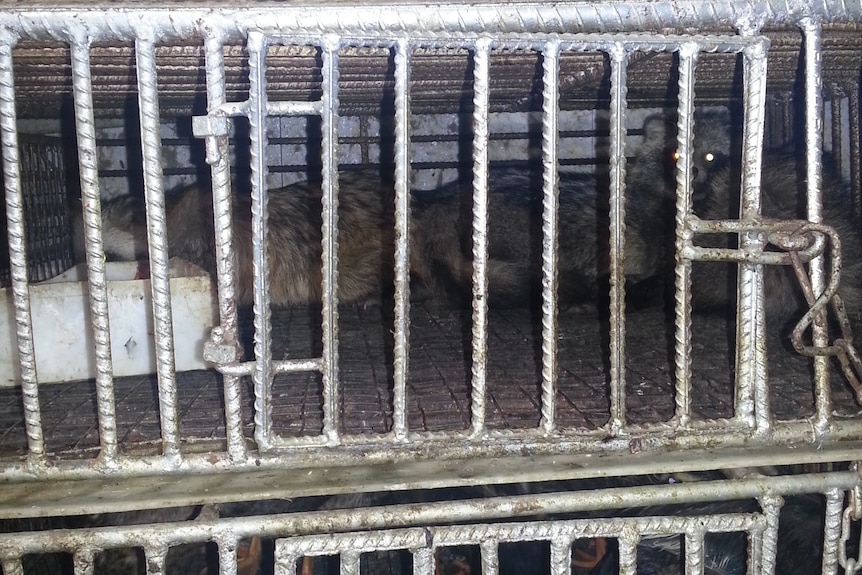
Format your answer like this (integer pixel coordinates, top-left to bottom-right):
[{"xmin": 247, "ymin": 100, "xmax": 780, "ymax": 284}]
[{"xmin": 0, "ymin": 9, "xmax": 858, "ymax": 481}]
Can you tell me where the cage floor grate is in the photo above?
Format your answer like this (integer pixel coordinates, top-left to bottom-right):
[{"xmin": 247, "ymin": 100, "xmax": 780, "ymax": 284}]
[{"xmin": 0, "ymin": 303, "xmax": 859, "ymax": 458}]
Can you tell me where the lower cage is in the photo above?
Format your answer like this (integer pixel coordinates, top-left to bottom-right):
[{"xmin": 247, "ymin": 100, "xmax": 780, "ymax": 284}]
[{"xmin": 0, "ymin": 470, "xmax": 857, "ymax": 575}]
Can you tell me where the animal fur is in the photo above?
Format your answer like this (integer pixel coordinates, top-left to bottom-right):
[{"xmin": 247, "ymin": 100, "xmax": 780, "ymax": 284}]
[
  {"xmin": 74, "ymin": 171, "xmax": 432, "ymax": 308},
  {"xmin": 689, "ymin": 141, "xmax": 862, "ymax": 334},
  {"xmin": 410, "ymin": 113, "xmax": 701, "ymax": 310}
]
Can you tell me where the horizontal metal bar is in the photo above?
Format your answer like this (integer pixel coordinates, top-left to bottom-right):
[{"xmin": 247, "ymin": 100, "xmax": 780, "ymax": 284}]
[
  {"xmin": 2, "ymin": 421, "xmax": 862, "ymax": 484},
  {"xmin": 0, "ymin": 471, "xmax": 855, "ymax": 557},
  {"xmin": 1, "ymin": 3, "xmax": 853, "ymax": 42},
  {"xmin": 0, "ymin": 442, "xmax": 860, "ymax": 519}
]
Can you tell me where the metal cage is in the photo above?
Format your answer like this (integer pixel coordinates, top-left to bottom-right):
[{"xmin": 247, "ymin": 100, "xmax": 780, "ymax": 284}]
[{"xmin": 0, "ymin": 1, "xmax": 861, "ymax": 574}]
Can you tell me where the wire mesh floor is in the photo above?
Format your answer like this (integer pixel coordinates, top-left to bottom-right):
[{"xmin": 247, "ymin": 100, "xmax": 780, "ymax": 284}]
[{"xmin": 0, "ymin": 301, "xmax": 860, "ymax": 458}]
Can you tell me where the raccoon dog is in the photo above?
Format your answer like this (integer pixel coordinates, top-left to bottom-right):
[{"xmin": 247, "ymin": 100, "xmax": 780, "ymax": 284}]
[
  {"xmin": 410, "ymin": 113, "xmax": 702, "ymax": 310},
  {"xmin": 74, "ymin": 171, "xmax": 423, "ymax": 307},
  {"xmin": 688, "ymin": 114, "xmax": 862, "ymax": 334}
]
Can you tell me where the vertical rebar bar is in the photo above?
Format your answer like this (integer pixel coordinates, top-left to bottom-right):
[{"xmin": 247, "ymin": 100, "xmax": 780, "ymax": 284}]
[
  {"xmin": 607, "ymin": 43, "xmax": 629, "ymax": 433},
  {"xmin": 341, "ymin": 550, "xmax": 361, "ymax": 575},
  {"xmin": 480, "ymin": 539, "xmax": 499, "ymax": 575},
  {"xmin": 135, "ymin": 29, "xmax": 181, "ymax": 463},
  {"xmin": 673, "ymin": 42, "xmax": 698, "ymax": 428},
  {"xmin": 202, "ymin": 29, "xmax": 247, "ymax": 462},
  {"xmin": 72, "ymin": 549, "xmax": 94, "ymax": 575},
  {"xmin": 549, "ymin": 537, "xmax": 571, "ymax": 575},
  {"xmin": 145, "ymin": 545, "xmax": 168, "ymax": 575},
  {"xmin": 217, "ymin": 537, "xmax": 239, "ymax": 575},
  {"xmin": 69, "ymin": 31, "xmax": 119, "ymax": 465},
  {"xmin": 850, "ymin": 85, "xmax": 861, "ymax": 222},
  {"xmin": 392, "ymin": 38, "xmax": 412, "ymax": 441},
  {"xmin": 246, "ymin": 30, "xmax": 275, "ymax": 450},
  {"xmin": 831, "ymin": 89, "xmax": 843, "ymax": 176},
  {"xmin": 0, "ymin": 28, "xmax": 45, "ymax": 469},
  {"xmin": 539, "ymin": 39, "xmax": 561, "ymax": 435},
  {"xmin": 413, "ymin": 546, "xmax": 434, "ymax": 575},
  {"xmin": 800, "ymin": 17, "xmax": 831, "ymax": 434},
  {"xmin": 737, "ymin": 39, "xmax": 769, "ymax": 432},
  {"xmin": 685, "ymin": 528, "xmax": 706, "ymax": 575},
  {"xmin": 617, "ymin": 530, "xmax": 639, "ymax": 575},
  {"xmin": 320, "ymin": 35, "xmax": 343, "ymax": 445},
  {"xmin": 469, "ymin": 38, "xmax": 492, "ymax": 439},
  {"xmin": 822, "ymin": 488, "xmax": 844, "ymax": 575},
  {"xmin": 758, "ymin": 495, "xmax": 782, "ymax": 575}
]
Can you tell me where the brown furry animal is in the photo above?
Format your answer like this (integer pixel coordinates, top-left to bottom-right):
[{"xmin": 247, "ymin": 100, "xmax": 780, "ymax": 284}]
[
  {"xmin": 409, "ymin": 112, "xmax": 708, "ymax": 309},
  {"xmin": 74, "ymin": 171, "xmax": 422, "ymax": 307}
]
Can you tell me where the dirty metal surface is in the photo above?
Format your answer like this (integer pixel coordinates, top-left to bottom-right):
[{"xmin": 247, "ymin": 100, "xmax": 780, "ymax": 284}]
[{"xmin": 0, "ymin": 303, "xmax": 858, "ymax": 459}]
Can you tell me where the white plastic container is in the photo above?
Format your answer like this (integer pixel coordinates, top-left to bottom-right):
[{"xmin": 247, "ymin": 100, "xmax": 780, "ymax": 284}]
[{"xmin": 0, "ymin": 259, "xmax": 218, "ymax": 386}]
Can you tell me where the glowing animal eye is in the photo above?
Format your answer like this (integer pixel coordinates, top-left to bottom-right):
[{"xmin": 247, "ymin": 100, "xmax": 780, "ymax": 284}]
[{"xmin": 704, "ymin": 153, "xmax": 715, "ymax": 162}]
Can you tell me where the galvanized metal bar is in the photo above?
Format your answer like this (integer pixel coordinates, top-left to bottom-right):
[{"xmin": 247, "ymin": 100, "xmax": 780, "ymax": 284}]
[
  {"xmin": 607, "ymin": 42, "xmax": 629, "ymax": 434},
  {"xmin": 144, "ymin": 545, "xmax": 168, "ymax": 575},
  {"xmin": 736, "ymin": 38, "xmax": 770, "ymax": 432},
  {"xmin": 539, "ymin": 39, "xmax": 561, "ymax": 435},
  {"xmin": 831, "ymin": 90, "xmax": 843, "ymax": 175},
  {"xmin": 469, "ymin": 38, "xmax": 492, "ymax": 438},
  {"xmin": 822, "ymin": 488, "xmax": 844, "ymax": 575},
  {"xmin": 748, "ymin": 524, "xmax": 763, "ymax": 575},
  {"xmin": 800, "ymin": 17, "xmax": 831, "ymax": 434},
  {"xmin": 217, "ymin": 536, "xmax": 239, "ymax": 575},
  {"xmin": 341, "ymin": 550, "xmax": 361, "ymax": 575},
  {"xmin": 480, "ymin": 540, "xmax": 498, "ymax": 575},
  {"xmin": 319, "ymin": 34, "xmax": 343, "ymax": 445},
  {"xmin": 273, "ymin": 543, "xmax": 300, "ymax": 575},
  {"xmin": 265, "ymin": 32, "xmax": 758, "ymax": 54},
  {"xmin": 68, "ymin": 31, "xmax": 120, "ymax": 465},
  {"xmin": 1, "ymin": 3, "xmax": 856, "ymax": 41},
  {"xmin": 617, "ymin": 530, "xmax": 638, "ymax": 575},
  {"xmin": 757, "ymin": 495, "xmax": 782, "ymax": 575},
  {"xmin": 549, "ymin": 537, "xmax": 571, "ymax": 575},
  {"xmin": 673, "ymin": 42, "xmax": 698, "ymax": 428},
  {"xmin": 850, "ymin": 85, "xmax": 861, "ymax": 222},
  {"xmin": 0, "ymin": 557, "xmax": 22, "ymax": 575},
  {"xmin": 246, "ymin": 30, "xmax": 275, "ymax": 450},
  {"xmin": 391, "ymin": 37, "xmax": 412, "ymax": 441},
  {"xmin": 413, "ymin": 546, "xmax": 434, "ymax": 575},
  {"xmin": 0, "ymin": 503, "xmax": 802, "ymax": 560},
  {"xmin": 0, "ymin": 29, "xmax": 46, "ymax": 468},
  {"xmin": 685, "ymin": 527, "xmax": 706, "ymax": 575},
  {"xmin": 202, "ymin": 28, "xmax": 247, "ymax": 462},
  {"xmin": 73, "ymin": 549, "xmax": 94, "ymax": 575},
  {"xmin": 135, "ymin": 29, "xmax": 181, "ymax": 463}
]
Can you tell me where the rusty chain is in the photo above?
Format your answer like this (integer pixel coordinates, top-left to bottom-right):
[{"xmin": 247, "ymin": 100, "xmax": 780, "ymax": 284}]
[{"xmin": 766, "ymin": 221, "xmax": 862, "ymax": 404}]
